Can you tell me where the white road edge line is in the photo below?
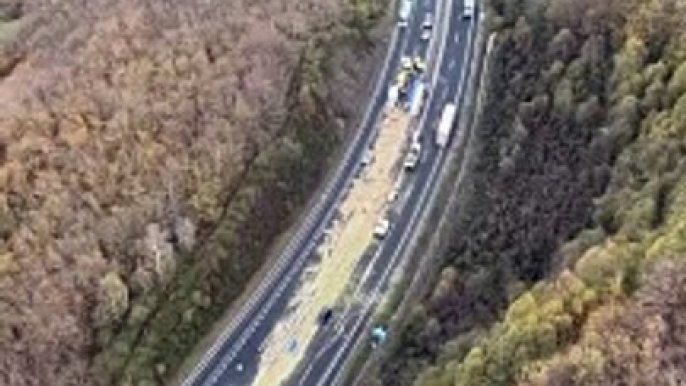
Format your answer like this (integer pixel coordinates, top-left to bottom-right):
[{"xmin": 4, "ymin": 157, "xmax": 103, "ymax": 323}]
[
  {"xmin": 264, "ymin": 2, "xmax": 450, "ymax": 383},
  {"xmin": 298, "ymin": 336, "xmax": 341, "ymax": 386},
  {"xmin": 319, "ymin": 10, "xmax": 478, "ymax": 386},
  {"xmin": 351, "ymin": 0, "xmax": 447, "ymax": 316}
]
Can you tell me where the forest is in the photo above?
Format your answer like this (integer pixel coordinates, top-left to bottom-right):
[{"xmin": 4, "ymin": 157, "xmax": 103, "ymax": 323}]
[
  {"xmin": 0, "ymin": 0, "xmax": 388, "ymax": 385},
  {"xmin": 373, "ymin": 0, "xmax": 686, "ymax": 385}
]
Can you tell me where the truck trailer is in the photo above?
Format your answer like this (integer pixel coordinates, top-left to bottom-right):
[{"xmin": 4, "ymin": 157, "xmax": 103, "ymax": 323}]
[
  {"xmin": 405, "ymin": 77, "xmax": 423, "ymax": 113},
  {"xmin": 409, "ymin": 81, "xmax": 426, "ymax": 117},
  {"xmin": 436, "ymin": 103, "xmax": 457, "ymax": 147}
]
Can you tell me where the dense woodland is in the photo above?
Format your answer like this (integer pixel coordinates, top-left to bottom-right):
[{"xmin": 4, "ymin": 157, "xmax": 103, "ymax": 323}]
[
  {"xmin": 0, "ymin": 0, "xmax": 387, "ymax": 384},
  {"xmin": 375, "ymin": 0, "xmax": 686, "ymax": 385}
]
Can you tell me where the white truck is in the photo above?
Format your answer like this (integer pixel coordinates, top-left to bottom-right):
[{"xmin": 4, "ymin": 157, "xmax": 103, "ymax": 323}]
[
  {"xmin": 398, "ymin": 0, "xmax": 412, "ymax": 26},
  {"xmin": 436, "ymin": 103, "xmax": 457, "ymax": 147},
  {"xmin": 463, "ymin": 0, "xmax": 474, "ymax": 18}
]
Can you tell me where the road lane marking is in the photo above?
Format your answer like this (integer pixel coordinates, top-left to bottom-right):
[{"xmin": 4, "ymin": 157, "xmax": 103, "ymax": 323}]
[
  {"xmin": 352, "ymin": 244, "xmax": 384, "ymax": 300},
  {"xmin": 337, "ymin": 9, "xmax": 452, "ymax": 367},
  {"xmin": 320, "ymin": 8, "xmax": 480, "ymax": 386},
  {"xmin": 316, "ymin": 15, "xmax": 460, "ymax": 386},
  {"xmin": 305, "ymin": 0, "xmax": 466, "ymax": 381},
  {"xmin": 188, "ymin": 21, "xmax": 407, "ymax": 386},
  {"xmin": 298, "ymin": 336, "xmax": 341, "ymax": 386},
  {"xmin": 325, "ymin": 125, "xmax": 445, "ymax": 386},
  {"xmin": 284, "ymin": 6, "xmax": 450, "ymax": 382},
  {"xmin": 200, "ymin": 6, "xmax": 435, "ymax": 386},
  {"xmin": 191, "ymin": 2, "xmax": 451, "ymax": 385},
  {"xmin": 338, "ymin": 0, "xmax": 453, "ymax": 353}
]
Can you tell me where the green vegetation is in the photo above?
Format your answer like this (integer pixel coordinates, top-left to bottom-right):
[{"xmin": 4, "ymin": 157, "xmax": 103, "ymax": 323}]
[
  {"xmin": 0, "ymin": 0, "xmax": 388, "ymax": 385},
  {"xmin": 97, "ymin": 42, "xmax": 343, "ymax": 385},
  {"xmin": 374, "ymin": 0, "xmax": 686, "ymax": 385}
]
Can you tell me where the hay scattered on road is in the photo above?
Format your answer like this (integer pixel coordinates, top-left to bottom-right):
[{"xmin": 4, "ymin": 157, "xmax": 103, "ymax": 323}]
[{"xmin": 253, "ymin": 109, "xmax": 411, "ymax": 386}]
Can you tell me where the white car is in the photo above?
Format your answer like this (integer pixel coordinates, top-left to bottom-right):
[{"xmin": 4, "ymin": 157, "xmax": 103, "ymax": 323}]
[
  {"xmin": 398, "ymin": 0, "xmax": 413, "ymax": 26},
  {"xmin": 361, "ymin": 149, "xmax": 373, "ymax": 166},
  {"xmin": 373, "ymin": 218, "xmax": 390, "ymax": 239},
  {"xmin": 401, "ymin": 56, "xmax": 413, "ymax": 70},
  {"xmin": 404, "ymin": 141, "xmax": 422, "ymax": 170},
  {"xmin": 421, "ymin": 13, "xmax": 433, "ymax": 40}
]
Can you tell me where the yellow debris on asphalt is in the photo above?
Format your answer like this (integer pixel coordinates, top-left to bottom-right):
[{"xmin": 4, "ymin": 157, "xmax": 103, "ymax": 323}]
[{"xmin": 252, "ymin": 108, "xmax": 410, "ymax": 386}]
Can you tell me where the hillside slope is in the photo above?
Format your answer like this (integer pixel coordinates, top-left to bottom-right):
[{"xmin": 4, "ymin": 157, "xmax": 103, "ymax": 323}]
[
  {"xmin": 0, "ymin": 0, "xmax": 388, "ymax": 384},
  {"xmin": 373, "ymin": 0, "xmax": 686, "ymax": 385}
]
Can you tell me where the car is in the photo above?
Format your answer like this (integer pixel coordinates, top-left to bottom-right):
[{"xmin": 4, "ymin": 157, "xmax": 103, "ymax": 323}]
[
  {"xmin": 421, "ymin": 27, "xmax": 432, "ymax": 41},
  {"xmin": 404, "ymin": 141, "xmax": 422, "ymax": 170},
  {"xmin": 371, "ymin": 324, "xmax": 388, "ymax": 347},
  {"xmin": 422, "ymin": 12, "xmax": 433, "ymax": 28},
  {"xmin": 421, "ymin": 12, "xmax": 433, "ymax": 40},
  {"xmin": 398, "ymin": 0, "xmax": 412, "ymax": 25},
  {"xmin": 413, "ymin": 56, "xmax": 426, "ymax": 72},
  {"xmin": 373, "ymin": 218, "xmax": 390, "ymax": 239},
  {"xmin": 387, "ymin": 187, "xmax": 400, "ymax": 203},
  {"xmin": 318, "ymin": 308, "xmax": 334, "ymax": 326},
  {"xmin": 463, "ymin": 0, "xmax": 474, "ymax": 18},
  {"xmin": 361, "ymin": 149, "xmax": 373, "ymax": 166},
  {"xmin": 401, "ymin": 56, "xmax": 413, "ymax": 70},
  {"xmin": 411, "ymin": 129, "xmax": 422, "ymax": 144},
  {"xmin": 395, "ymin": 68, "xmax": 409, "ymax": 89}
]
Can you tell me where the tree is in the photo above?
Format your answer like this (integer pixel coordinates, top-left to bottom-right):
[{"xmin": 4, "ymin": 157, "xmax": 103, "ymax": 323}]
[
  {"xmin": 608, "ymin": 94, "xmax": 639, "ymax": 147},
  {"xmin": 671, "ymin": 93, "xmax": 686, "ymax": 134},
  {"xmin": 381, "ymin": 1, "xmax": 686, "ymax": 385},
  {"xmin": 667, "ymin": 61, "xmax": 686, "ymax": 103},
  {"xmin": 641, "ymin": 78, "xmax": 666, "ymax": 113},
  {"xmin": 520, "ymin": 260, "xmax": 686, "ymax": 386},
  {"xmin": 94, "ymin": 271, "xmax": 130, "ymax": 326},
  {"xmin": 575, "ymin": 95, "xmax": 601, "ymax": 125},
  {"xmin": 611, "ymin": 36, "xmax": 648, "ymax": 101},
  {"xmin": 553, "ymin": 77, "xmax": 575, "ymax": 118},
  {"xmin": 512, "ymin": 16, "xmax": 534, "ymax": 53},
  {"xmin": 548, "ymin": 29, "xmax": 577, "ymax": 63},
  {"xmin": 0, "ymin": 0, "xmax": 361, "ymax": 384}
]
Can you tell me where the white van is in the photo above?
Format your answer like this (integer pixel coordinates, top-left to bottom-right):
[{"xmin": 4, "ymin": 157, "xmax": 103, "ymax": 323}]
[{"xmin": 398, "ymin": 0, "xmax": 413, "ymax": 26}]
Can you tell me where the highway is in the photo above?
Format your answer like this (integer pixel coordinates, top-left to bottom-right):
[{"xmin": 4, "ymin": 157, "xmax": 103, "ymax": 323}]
[
  {"xmin": 289, "ymin": 1, "xmax": 480, "ymax": 385},
  {"xmin": 181, "ymin": 0, "xmax": 479, "ymax": 384}
]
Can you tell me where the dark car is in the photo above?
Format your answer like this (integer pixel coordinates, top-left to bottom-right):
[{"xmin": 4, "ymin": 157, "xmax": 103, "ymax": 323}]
[{"xmin": 318, "ymin": 308, "xmax": 334, "ymax": 326}]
